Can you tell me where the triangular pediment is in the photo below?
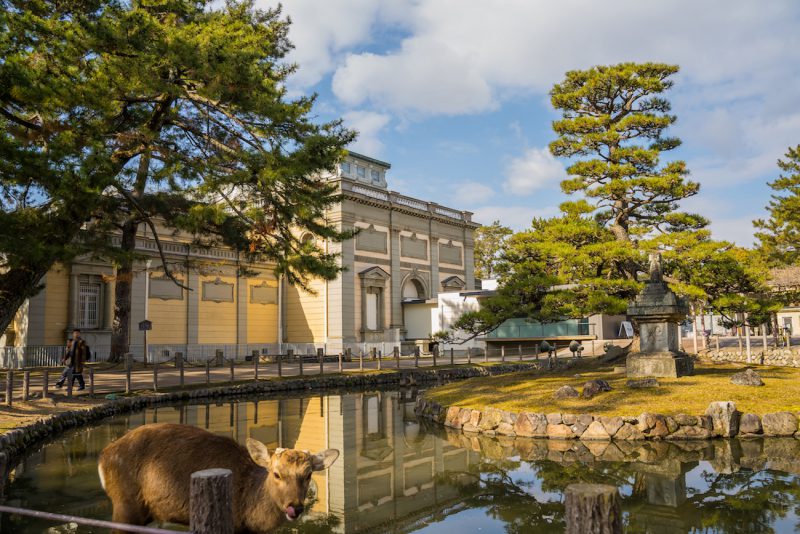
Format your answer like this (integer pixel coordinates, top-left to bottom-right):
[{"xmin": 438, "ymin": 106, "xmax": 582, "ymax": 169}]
[
  {"xmin": 359, "ymin": 266, "xmax": 391, "ymax": 280},
  {"xmin": 441, "ymin": 275, "xmax": 466, "ymax": 290}
]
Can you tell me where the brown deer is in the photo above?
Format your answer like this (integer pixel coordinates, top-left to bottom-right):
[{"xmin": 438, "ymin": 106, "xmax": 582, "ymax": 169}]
[{"xmin": 98, "ymin": 423, "xmax": 339, "ymax": 533}]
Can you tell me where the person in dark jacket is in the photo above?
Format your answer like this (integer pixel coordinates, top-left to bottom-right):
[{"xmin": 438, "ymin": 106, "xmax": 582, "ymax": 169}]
[{"xmin": 56, "ymin": 328, "xmax": 87, "ymax": 390}]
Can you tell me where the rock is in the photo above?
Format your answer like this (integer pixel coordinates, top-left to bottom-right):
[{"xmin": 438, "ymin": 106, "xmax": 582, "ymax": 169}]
[
  {"xmin": 761, "ymin": 411, "xmax": 798, "ymax": 436},
  {"xmin": 705, "ymin": 401, "xmax": 740, "ymax": 437},
  {"xmin": 581, "ymin": 379, "xmax": 612, "ymax": 398},
  {"xmin": 514, "ymin": 412, "xmax": 548, "ymax": 438},
  {"xmin": 598, "ymin": 416, "xmax": 624, "ymax": 437},
  {"xmin": 562, "ymin": 414, "xmax": 577, "ymax": 425},
  {"xmin": 615, "ymin": 423, "xmax": 646, "ymax": 440},
  {"xmin": 612, "ymin": 366, "xmax": 627, "ymax": 374},
  {"xmin": 478, "ymin": 408, "xmax": 504, "ymax": 431},
  {"xmin": 581, "ymin": 421, "xmax": 612, "ymax": 440},
  {"xmin": 626, "ymin": 378, "xmax": 659, "ymax": 388},
  {"xmin": 730, "ymin": 368, "xmax": 764, "ymax": 386},
  {"xmin": 570, "ymin": 414, "xmax": 594, "ymax": 436},
  {"xmin": 546, "ymin": 413, "xmax": 563, "ymax": 425},
  {"xmin": 554, "ymin": 385, "xmax": 579, "ymax": 399},
  {"xmin": 674, "ymin": 414, "xmax": 697, "ymax": 426},
  {"xmin": 458, "ymin": 408, "xmax": 473, "ymax": 427},
  {"xmin": 739, "ymin": 413, "xmax": 763, "ymax": 435},
  {"xmin": 546, "ymin": 423, "xmax": 576, "ymax": 439},
  {"xmin": 469, "ymin": 409, "xmax": 482, "ymax": 428},
  {"xmin": 496, "ymin": 422, "xmax": 516, "ymax": 436},
  {"xmin": 445, "ymin": 406, "xmax": 462, "ymax": 428},
  {"xmin": 665, "ymin": 425, "xmax": 713, "ymax": 440},
  {"xmin": 664, "ymin": 416, "xmax": 679, "ymax": 434}
]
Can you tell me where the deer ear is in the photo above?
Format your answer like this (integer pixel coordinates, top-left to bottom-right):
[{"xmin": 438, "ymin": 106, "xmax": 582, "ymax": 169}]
[
  {"xmin": 246, "ymin": 438, "xmax": 271, "ymax": 468},
  {"xmin": 311, "ymin": 449, "xmax": 339, "ymax": 471}
]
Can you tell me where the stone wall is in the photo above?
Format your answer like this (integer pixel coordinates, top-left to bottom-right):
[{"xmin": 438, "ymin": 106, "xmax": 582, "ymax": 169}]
[
  {"xmin": 706, "ymin": 349, "xmax": 800, "ymax": 367},
  {"xmin": 416, "ymin": 398, "xmax": 800, "ymax": 441},
  {"xmin": 0, "ymin": 363, "xmax": 537, "ymax": 469}
]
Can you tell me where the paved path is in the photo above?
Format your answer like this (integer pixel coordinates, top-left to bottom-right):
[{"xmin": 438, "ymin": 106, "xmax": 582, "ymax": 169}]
[{"xmin": 2, "ymin": 351, "xmax": 579, "ymax": 403}]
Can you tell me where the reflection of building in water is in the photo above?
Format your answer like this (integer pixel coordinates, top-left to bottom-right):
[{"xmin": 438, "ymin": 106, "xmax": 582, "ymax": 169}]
[{"xmin": 8, "ymin": 391, "xmax": 479, "ymax": 533}]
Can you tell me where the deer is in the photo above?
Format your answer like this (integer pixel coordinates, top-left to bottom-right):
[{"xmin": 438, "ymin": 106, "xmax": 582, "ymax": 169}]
[{"xmin": 98, "ymin": 423, "xmax": 339, "ymax": 533}]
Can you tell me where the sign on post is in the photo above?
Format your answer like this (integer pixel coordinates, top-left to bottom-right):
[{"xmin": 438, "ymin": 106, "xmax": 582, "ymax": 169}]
[
  {"xmin": 618, "ymin": 321, "xmax": 634, "ymax": 338},
  {"xmin": 138, "ymin": 320, "xmax": 153, "ymax": 331}
]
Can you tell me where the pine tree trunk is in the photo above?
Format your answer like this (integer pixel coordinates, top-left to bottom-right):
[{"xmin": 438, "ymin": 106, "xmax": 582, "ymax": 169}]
[
  {"xmin": 109, "ymin": 152, "xmax": 150, "ymax": 362},
  {"xmin": 110, "ymin": 220, "xmax": 138, "ymax": 362}
]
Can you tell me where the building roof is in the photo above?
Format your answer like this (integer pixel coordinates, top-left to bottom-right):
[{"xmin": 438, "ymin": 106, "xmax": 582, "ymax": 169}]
[{"xmin": 346, "ymin": 150, "xmax": 391, "ymax": 169}]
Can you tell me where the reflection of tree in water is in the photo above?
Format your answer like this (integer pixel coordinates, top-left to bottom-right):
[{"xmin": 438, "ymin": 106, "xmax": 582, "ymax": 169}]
[
  {"xmin": 682, "ymin": 469, "xmax": 800, "ymax": 533},
  {"xmin": 437, "ymin": 451, "xmax": 800, "ymax": 534}
]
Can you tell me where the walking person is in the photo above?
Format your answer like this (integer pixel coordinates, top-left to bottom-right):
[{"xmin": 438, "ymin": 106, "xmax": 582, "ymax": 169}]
[{"xmin": 56, "ymin": 328, "xmax": 87, "ymax": 390}]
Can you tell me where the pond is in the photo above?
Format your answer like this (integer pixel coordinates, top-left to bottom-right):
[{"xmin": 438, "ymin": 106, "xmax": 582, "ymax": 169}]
[{"xmin": 2, "ymin": 387, "xmax": 800, "ymax": 533}]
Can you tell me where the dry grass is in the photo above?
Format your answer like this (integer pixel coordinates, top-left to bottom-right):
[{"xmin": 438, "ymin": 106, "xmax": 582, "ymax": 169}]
[
  {"xmin": 425, "ymin": 360, "xmax": 800, "ymax": 417},
  {"xmin": 0, "ymin": 396, "xmax": 107, "ymax": 433}
]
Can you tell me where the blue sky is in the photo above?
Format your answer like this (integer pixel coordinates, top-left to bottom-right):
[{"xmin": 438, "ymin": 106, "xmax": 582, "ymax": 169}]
[{"xmin": 266, "ymin": 0, "xmax": 800, "ymax": 245}]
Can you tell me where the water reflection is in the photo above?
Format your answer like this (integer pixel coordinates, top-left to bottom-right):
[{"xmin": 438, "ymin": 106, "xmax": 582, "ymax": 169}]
[{"xmin": 2, "ymin": 389, "xmax": 800, "ymax": 533}]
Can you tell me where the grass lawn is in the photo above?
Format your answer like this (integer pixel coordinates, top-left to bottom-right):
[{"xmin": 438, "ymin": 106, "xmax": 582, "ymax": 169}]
[{"xmin": 424, "ymin": 360, "xmax": 800, "ymax": 417}]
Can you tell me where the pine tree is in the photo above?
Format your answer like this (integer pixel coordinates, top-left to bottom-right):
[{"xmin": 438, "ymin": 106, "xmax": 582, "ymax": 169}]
[
  {"xmin": 755, "ymin": 145, "xmax": 800, "ymax": 265},
  {"xmin": 455, "ymin": 63, "xmax": 770, "ymax": 339},
  {"xmin": 0, "ymin": 0, "xmax": 355, "ymax": 352},
  {"xmin": 474, "ymin": 221, "xmax": 512, "ymax": 280}
]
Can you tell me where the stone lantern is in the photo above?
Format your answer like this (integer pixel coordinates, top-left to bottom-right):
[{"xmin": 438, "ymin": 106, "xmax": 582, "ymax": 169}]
[{"xmin": 626, "ymin": 253, "xmax": 694, "ymax": 378}]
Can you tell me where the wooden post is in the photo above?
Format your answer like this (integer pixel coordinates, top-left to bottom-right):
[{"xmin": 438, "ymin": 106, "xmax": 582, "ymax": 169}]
[
  {"xmin": 229, "ymin": 359, "xmax": 235, "ymax": 382},
  {"xmin": 394, "ymin": 346, "xmax": 400, "ymax": 369},
  {"xmin": 22, "ymin": 370, "xmax": 30, "ymax": 401},
  {"xmin": 744, "ymin": 312, "xmax": 752, "ymax": 363},
  {"xmin": 376, "ymin": 347, "xmax": 382, "ymax": 370},
  {"xmin": 338, "ymin": 352, "xmax": 343, "ymax": 373},
  {"xmin": 89, "ymin": 368, "xmax": 94, "ymax": 398},
  {"xmin": 450, "ymin": 347, "xmax": 455, "ymax": 366},
  {"xmin": 254, "ymin": 351, "xmax": 260, "ymax": 381},
  {"xmin": 762, "ymin": 325, "xmax": 769, "ymax": 353},
  {"xmin": 565, "ymin": 483, "xmax": 622, "ymax": 534},
  {"xmin": 215, "ymin": 349, "xmax": 224, "ymax": 367},
  {"xmin": 432, "ymin": 345, "xmax": 438, "ymax": 367},
  {"xmin": 190, "ymin": 468, "xmax": 234, "ymax": 534},
  {"xmin": 0, "ymin": 451, "xmax": 7, "ymax": 500},
  {"xmin": 359, "ymin": 350, "xmax": 364, "ymax": 372},
  {"xmin": 467, "ymin": 347, "xmax": 472, "ymax": 364},
  {"xmin": 153, "ymin": 361, "xmax": 159, "ymax": 392},
  {"xmin": 125, "ymin": 353, "xmax": 133, "ymax": 394},
  {"xmin": 318, "ymin": 348, "xmax": 324, "ymax": 375},
  {"xmin": 298, "ymin": 351, "xmax": 304, "ymax": 376},
  {"xmin": 501, "ymin": 345, "xmax": 505, "ymax": 362},
  {"xmin": 414, "ymin": 346, "xmax": 419, "ymax": 368},
  {"xmin": 280, "ymin": 351, "xmax": 287, "ymax": 378},
  {"xmin": 5, "ymin": 371, "xmax": 12, "ymax": 406},
  {"xmin": 518, "ymin": 344, "xmax": 523, "ymax": 361},
  {"xmin": 205, "ymin": 360, "xmax": 211, "ymax": 385},
  {"xmin": 42, "ymin": 370, "xmax": 49, "ymax": 400},
  {"xmin": 177, "ymin": 352, "xmax": 185, "ymax": 388}
]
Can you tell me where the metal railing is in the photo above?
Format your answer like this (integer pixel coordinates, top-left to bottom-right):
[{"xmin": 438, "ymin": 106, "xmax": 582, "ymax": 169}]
[{"xmin": 0, "ymin": 467, "xmax": 233, "ymax": 533}]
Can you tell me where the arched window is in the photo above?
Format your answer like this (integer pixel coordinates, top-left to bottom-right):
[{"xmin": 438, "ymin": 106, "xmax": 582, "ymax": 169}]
[{"xmin": 402, "ymin": 278, "xmax": 425, "ymax": 301}]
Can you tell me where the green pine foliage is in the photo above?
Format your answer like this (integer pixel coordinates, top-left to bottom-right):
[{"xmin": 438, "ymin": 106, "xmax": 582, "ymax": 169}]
[
  {"xmin": 0, "ymin": 0, "xmax": 355, "ymax": 342},
  {"xmin": 755, "ymin": 145, "xmax": 800, "ymax": 266}
]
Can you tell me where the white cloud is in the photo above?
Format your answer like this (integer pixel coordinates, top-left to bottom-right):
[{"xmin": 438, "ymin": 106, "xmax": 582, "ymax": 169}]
[
  {"xmin": 503, "ymin": 147, "xmax": 566, "ymax": 195},
  {"xmin": 342, "ymin": 111, "xmax": 391, "ymax": 156},
  {"xmin": 450, "ymin": 181, "xmax": 496, "ymax": 207},
  {"xmin": 333, "ymin": 41, "xmax": 493, "ymax": 114}
]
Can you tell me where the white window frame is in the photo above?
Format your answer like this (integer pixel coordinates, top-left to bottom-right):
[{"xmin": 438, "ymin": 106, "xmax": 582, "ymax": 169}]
[
  {"xmin": 356, "ymin": 165, "xmax": 366, "ymax": 179},
  {"xmin": 79, "ymin": 281, "xmax": 101, "ymax": 329},
  {"xmin": 341, "ymin": 161, "xmax": 351, "ymax": 175}
]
